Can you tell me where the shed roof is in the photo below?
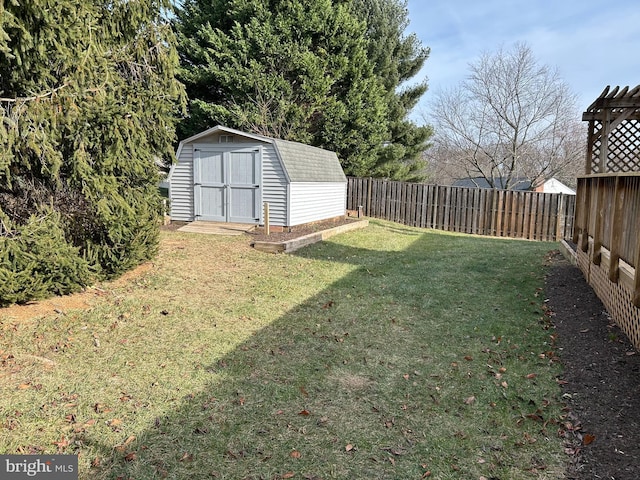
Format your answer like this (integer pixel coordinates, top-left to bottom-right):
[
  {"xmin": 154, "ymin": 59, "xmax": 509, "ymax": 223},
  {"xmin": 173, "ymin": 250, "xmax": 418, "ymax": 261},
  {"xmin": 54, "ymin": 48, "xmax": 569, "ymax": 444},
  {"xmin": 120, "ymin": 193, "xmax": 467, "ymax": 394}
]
[
  {"xmin": 175, "ymin": 126, "xmax": 346, "ymax": 183},
  {"xmin": 272, "ymin": 139, "xmax": 346, "ymax": 183}
]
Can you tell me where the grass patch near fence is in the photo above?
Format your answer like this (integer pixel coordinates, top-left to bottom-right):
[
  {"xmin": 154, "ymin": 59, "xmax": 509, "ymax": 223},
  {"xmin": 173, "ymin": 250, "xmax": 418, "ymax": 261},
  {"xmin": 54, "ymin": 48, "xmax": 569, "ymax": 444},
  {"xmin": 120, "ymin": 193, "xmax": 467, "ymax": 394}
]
[{"xmin": 0, "ymin": 220, "xmax": 566, "ymax": 479}]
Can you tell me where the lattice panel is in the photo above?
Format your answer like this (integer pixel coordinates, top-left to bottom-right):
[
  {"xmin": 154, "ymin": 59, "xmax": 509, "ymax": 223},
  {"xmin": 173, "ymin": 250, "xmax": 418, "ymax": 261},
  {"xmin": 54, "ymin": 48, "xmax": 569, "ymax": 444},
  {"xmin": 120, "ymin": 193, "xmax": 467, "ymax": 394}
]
[
  {"xmin": 589, "ymin": 121, "xmax": 603, "ymax": 173},
  {"xmin": 590, "ymin": 116, "xmax": 640, "ymax": 173},
  {"xmin": 575, "ymin": 243, "xmax": 640, "ymax": 350},
  {"xmin": 590, "ymin": 260, "xmax": 640, "ymax": 350}
]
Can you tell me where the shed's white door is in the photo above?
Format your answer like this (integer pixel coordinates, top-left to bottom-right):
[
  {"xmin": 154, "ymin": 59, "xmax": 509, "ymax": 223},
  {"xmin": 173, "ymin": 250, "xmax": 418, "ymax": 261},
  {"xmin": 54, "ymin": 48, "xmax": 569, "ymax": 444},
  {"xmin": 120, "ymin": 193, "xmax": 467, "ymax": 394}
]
[{"xmin": 194, "ymin": 147, "xmax": 261, "ymax": 223}]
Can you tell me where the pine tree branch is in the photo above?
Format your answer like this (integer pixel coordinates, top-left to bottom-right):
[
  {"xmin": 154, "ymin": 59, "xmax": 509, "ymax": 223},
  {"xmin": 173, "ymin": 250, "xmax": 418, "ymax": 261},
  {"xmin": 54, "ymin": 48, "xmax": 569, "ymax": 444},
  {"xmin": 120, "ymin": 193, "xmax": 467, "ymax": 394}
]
[{"xmin": 0, "ymin": 83, "xmax": 69, "ymax": 103}]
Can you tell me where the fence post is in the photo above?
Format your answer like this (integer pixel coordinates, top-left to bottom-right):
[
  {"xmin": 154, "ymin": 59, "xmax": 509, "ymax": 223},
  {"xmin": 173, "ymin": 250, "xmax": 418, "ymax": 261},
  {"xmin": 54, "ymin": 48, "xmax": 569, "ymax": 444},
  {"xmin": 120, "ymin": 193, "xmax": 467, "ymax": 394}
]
[{"xmin": 555, "ymin": 194, "xmax": 565, "ymax": 241}]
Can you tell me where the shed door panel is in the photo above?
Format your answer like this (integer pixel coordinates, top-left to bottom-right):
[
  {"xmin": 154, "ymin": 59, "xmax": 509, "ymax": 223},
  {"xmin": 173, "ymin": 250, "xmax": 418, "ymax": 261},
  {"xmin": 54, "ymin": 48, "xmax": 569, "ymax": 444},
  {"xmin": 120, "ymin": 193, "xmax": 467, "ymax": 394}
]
[
  {"xmin": 228, "ymin": 151, "xmax": 260, "ymax": 223},
  {"xmin": 194, "ymin": 150, "xmax": 226, "ymax": 222},
  {"xmin": 194, "ymin": 147, "xmax": 261, "ymax": 223}
]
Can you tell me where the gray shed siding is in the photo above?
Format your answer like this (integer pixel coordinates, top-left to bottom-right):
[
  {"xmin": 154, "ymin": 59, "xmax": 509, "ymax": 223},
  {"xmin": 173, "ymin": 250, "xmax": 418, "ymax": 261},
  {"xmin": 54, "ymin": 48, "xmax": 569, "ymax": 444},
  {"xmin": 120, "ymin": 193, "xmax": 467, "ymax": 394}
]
[
  {"xmin": 169, "ymin": 144, "xmax": 195, "ymax": 221},
  {"xmin": 289, "ymin": 182, "xmax": 346, "ymax": 226},
  {"xmin": 260, "ymin": 143, "xmax": 289, "ymax": 226}
]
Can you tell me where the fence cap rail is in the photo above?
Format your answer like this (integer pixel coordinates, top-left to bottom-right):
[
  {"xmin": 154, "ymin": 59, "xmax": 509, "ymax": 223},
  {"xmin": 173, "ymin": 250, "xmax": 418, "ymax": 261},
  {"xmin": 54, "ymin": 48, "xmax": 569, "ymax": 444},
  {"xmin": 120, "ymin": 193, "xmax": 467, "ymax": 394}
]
[{"xmin": 577, "ymin": 172, "xmax": 640, "ymax": 179}]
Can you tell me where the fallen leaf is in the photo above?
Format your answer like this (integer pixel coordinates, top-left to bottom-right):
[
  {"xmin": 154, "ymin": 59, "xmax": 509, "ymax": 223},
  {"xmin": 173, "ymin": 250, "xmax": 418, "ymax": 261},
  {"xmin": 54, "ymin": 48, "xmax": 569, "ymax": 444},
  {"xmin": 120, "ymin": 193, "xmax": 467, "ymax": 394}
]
[
  {"xmin": 464, "ymin": 355, "xmax": 473, "ymax": 361},
  {"xmin": 107, "ymin": 418, "xmax": 123, "ymax": 428},
  {"xmin": 52, "ymin": 436, "xmax": 70, "ymax": 450},
  {"xmin": 322, "ymin": 301, "xmax": 334, "ymax": 309},
  {"xmin": 179, "ymin": 452, "xmax": 194, "ymax": 462},
  {"xmin": 345, "ymin": 444, "xmax": 354, "ymax": 452},
  {"xmin": 526, "ymin": 373, "xmax": 537, "ymax": 379},
  {"xmin": 403, "ymin": 374, "xmax": 410, "ymax": 380},
  {"xmin": 583, "ymin": 434, "xmax": 596, "ymax": 445},
  {"xmin": 290, "ymin": 450, "xmax": 301, "ymax": 459},
  {"xmin": 124, "ymin": 452, "xmax": 137, "ymax": 462},
  {"xmin": 464, "ymin": 396, "xmax": 476, "ymax": 405},
  {"xmin": 281, "ymin": 472, "xmax": 295, "ymax": 479},
  {"xmin": 17, "ymin": 383, "xmax": 31, "ymax": 390},
  {"xmin": 298, "ymin": 409, "xmax": 310, "ymax": 416},
  {"xmin": 501, "ymin": 381, "xmax": 508, "ymax": 388}
]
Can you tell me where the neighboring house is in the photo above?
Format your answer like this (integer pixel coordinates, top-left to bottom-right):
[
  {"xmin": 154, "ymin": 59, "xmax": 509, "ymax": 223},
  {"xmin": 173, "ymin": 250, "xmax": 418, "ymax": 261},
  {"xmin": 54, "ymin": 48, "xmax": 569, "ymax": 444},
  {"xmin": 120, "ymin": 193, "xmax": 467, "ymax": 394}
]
[
  {"xmin": 534, "ymin": 178, "xmax": 576, "ymax": 195},
  {"xmin": 452, "ymin": 177, "xmax": 532, "ymax": 191},
  {"xmin": 167, "ymin": 126, "xmax": 347, "ymax": 228}
]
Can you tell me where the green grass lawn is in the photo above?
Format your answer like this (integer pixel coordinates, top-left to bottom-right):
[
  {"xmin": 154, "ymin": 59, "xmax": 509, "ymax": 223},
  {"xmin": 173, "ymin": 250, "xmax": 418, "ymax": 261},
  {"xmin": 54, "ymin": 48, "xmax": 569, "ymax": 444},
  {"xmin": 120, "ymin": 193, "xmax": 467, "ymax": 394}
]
[{"xmin": 0, "ymin": 219, "xmax": 566, "ymax": 479}]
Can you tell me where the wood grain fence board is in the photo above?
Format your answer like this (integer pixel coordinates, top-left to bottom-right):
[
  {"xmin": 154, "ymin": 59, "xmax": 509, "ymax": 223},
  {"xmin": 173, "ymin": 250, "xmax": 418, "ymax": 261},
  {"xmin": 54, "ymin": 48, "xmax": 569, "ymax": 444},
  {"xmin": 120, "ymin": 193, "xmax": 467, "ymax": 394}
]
[
  {"xmin": 523, "ymin": 193, "xmax": 531, "ymax": 239},
  {"xmin": 419, "ymin": 184, "xmax": 427, "ymax": 228},
  {"xmin": 608, "ymin": 176, "xmax": 625, "ymax": 282},
  {"xmin": 430, "ymin": 185, "xmax": 439, "ymax": 229},
  {"xmin": 495, "ymin": 191, "xmax": 503, "ymax": 237},
  {"xmin": 540, "ymin": 194, "xmax": 548, "ymax": 241},
  {"xmin": 422, "ymin": 185, "xmax": 429, "ymax": 228},
  {"xmin": 510, "ymin": 191, "xmax": 518, "ymax": 237}
]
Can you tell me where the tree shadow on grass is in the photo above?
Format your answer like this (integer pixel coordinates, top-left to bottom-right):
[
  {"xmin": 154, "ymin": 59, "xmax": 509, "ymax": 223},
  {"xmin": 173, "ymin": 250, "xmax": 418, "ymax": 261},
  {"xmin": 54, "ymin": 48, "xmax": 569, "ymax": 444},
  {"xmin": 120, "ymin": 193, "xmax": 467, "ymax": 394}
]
[{"xmin": 91, "ymin": 229, "xmax": 559, "ymax": 479}]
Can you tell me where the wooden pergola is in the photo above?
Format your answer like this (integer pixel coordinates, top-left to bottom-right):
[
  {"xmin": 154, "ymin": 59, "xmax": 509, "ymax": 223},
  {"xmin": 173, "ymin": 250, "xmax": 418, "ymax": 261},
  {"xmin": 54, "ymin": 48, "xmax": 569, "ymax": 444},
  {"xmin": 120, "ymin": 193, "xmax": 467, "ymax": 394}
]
[{"xmin": 583, "ymin": 85, "xmax": 640, "ymax": 174}]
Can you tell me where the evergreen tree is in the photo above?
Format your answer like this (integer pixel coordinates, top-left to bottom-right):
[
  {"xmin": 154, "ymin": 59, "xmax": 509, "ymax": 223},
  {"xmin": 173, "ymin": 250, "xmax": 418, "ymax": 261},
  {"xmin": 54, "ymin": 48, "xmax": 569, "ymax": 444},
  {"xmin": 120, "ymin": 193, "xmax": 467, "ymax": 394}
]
[
  {"xmin": 352, "ymin": 0, "xmax": 433, "ymax": 181},
  {"xmin": 174, "ymin": 0, "xmax": 389, "ymax": 176},
  {"xmin": 0, "ymin": 0, "xmax": 184, "ymax": 304}
]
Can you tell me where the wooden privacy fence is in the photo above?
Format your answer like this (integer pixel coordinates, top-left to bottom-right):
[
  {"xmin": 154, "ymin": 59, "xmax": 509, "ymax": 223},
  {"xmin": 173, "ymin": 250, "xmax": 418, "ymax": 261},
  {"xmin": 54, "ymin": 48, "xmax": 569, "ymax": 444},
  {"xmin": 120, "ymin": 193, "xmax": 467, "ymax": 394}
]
[
  {"xmin": 572, "ymin": 85, "xmax": 640, "ymax": 350},
  {"xmin": 347, "ymin": 177, "xmax": 575, "ymax": 241},
  {"xmin": 573, "ymin": 174, "xmax": 640, "ymax": 303}
]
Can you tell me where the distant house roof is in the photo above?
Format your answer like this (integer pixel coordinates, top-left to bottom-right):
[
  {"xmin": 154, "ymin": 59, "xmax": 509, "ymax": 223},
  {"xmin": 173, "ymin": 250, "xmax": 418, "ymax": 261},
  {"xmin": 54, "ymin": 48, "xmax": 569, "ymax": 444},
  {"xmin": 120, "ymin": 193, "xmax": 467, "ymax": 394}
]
[
  {"xmin": 174, "ymin": 125, "xmax": 346, "ymax": 184},
  {"xmin": 537, "ymin": 178, "xmax": 576, "ymax": 195},
  {"xmin": 452, "ymin": 177, "xmax": 532, "ymax": 190}
]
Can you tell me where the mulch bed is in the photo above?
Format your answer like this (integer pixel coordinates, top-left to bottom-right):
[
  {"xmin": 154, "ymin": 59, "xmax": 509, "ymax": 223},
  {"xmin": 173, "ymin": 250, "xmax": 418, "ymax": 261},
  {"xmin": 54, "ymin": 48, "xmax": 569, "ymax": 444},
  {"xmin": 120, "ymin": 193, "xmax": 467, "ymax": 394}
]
[
  {"xmin": 546, "ymin": 251, "xmax": 640, "ymax": 479},
  {"xmin": 247, "ymin": 216, "xmax": 362, "ymax": 243}
]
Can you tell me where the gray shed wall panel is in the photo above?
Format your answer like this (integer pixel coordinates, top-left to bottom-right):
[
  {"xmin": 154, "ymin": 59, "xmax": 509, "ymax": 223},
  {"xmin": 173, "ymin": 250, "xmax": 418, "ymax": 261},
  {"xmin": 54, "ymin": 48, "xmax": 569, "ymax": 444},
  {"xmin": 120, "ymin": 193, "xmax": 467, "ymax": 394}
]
[
  {"xmin": 261, "ymin": 143, "xmax": 289, "ymax": 226},
  {"xmin": 169, "ymin": 144, "xmax": 195, "ymax": 221},
  {"xmin": 289, "ymin": 182, "xmax": 346, "ymax": 226}
]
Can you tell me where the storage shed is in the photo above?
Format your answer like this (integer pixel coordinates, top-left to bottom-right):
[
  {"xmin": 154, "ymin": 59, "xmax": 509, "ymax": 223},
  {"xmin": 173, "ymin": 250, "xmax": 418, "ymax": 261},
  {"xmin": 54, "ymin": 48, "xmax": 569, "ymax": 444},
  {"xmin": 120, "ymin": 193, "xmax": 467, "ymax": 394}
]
[{"xmin": 167, "ymin": 126, "xmax": 347, "ymax": 228}]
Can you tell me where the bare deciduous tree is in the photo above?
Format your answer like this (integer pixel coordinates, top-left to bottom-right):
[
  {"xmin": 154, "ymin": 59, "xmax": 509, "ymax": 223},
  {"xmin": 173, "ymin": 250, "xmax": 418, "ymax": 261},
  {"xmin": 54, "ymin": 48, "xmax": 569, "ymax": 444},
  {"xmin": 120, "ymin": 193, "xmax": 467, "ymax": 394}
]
[{"xmin": 425, "ymin": 43, "xmax": 584, "ymax": 189}]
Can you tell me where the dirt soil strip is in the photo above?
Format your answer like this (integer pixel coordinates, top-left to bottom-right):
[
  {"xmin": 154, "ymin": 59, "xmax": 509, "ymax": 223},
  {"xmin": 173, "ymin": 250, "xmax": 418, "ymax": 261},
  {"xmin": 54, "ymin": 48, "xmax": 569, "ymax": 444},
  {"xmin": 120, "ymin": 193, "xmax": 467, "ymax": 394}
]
[{"xmin": 546, "ymin": 252, "xmax": 640, "ymax": 480}]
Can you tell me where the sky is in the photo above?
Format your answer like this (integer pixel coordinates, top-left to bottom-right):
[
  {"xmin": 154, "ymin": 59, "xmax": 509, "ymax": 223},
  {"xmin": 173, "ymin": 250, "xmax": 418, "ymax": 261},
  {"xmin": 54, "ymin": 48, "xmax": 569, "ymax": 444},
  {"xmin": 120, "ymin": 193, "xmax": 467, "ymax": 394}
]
[{"xmin": 405, "ymin": 0, "xmax": 640, "ymax": 122}]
